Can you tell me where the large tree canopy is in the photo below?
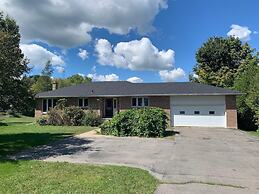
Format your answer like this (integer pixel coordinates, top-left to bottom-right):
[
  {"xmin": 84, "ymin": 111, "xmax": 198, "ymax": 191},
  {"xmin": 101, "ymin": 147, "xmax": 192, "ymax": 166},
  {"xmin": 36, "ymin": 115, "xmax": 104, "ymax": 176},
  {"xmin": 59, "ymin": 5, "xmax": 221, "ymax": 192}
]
[
  {"xmin": 0, "ymin": 12, "xmax": 30, "ymax": 111},
  {"xmin": 192, "ymin": 37, "xmax": 254, "ymax": 88}
]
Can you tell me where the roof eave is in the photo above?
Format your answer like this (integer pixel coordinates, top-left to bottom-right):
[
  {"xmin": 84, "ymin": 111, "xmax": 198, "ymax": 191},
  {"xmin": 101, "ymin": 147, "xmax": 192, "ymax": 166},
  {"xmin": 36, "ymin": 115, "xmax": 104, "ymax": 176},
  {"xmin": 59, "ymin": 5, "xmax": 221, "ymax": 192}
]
[{"xmin": 35, "ymin": 92, "xmax": 243, "ymax": 98}]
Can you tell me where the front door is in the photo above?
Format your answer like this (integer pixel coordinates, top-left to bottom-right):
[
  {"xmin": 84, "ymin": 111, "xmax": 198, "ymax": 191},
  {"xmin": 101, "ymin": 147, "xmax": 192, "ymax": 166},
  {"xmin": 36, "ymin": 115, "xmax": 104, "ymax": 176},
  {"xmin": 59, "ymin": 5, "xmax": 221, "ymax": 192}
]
[{"xmin": 105, "ymin": 98, "xmax": 113, "ymax": 118}]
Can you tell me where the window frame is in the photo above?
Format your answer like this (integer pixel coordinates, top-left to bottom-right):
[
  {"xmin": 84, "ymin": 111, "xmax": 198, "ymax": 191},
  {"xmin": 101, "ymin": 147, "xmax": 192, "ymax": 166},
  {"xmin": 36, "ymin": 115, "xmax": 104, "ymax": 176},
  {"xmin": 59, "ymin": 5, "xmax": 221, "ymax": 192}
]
[
  {"xmin": 209, "ymin": 111, "xmax": 215, "ymax": 115},
  {"xmin": 78, "ymin": 98, "xmax": 89, "ymax": 108},
  {"xmin": 131, "ymin": 97, "xmax": 149, "ymax": 107},
  {"xmin": 179, "ymin": 111, "xmax": 185, "ymax": 115},
  {"xmin": 42, "ymin": 98, "xmax": 56, "ymax": 113},
  {"xmin": 194, "ymin": 110, "xmax": 200, "ymax": 115}
]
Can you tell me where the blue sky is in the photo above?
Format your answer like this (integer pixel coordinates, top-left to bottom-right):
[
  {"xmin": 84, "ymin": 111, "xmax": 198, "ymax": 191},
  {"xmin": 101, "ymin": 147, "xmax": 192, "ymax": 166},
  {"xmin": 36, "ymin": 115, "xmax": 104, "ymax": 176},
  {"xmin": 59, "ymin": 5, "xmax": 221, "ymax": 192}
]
[{"xmin": 1, "ymin": 0, "xmax": 258, "ymax": 82}]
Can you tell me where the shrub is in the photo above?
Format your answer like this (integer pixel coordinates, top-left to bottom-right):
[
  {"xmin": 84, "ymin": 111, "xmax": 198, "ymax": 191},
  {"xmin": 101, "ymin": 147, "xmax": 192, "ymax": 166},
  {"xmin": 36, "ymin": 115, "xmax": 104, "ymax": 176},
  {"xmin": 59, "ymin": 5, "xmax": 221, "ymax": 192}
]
[
  {"xmin": 47, "ymin": 108, "xmax": 64, "ymax": 126},
  {"xmin": 6, "ymin": 109, "xmax": 20, "ymax": 117},
  {"xmin": 63, "ymin": 106, "xmax": 85, "ymax": 126},
  {"xmin": 82, "ymin": 110, "xmax": 103, "ymax": 127},
  {"xmin": 41, "ymin": 105, "xmax": 86, "ymax": 126},
  {"xmin": 37, "ymin": 116, "xmax": 48, "ymax": 126},
  {"xmin": 101, "ymin": 107, "xmax": 168, "ymax": 138}
]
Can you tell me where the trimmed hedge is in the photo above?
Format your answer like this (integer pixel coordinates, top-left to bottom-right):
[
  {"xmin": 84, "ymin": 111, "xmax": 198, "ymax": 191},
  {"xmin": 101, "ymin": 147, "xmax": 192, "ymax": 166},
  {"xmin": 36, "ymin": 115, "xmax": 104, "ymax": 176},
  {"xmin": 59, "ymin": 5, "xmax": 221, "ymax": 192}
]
[{"xmin": 100, "ymin": 107, "xmax": 168, "ymax": 137}]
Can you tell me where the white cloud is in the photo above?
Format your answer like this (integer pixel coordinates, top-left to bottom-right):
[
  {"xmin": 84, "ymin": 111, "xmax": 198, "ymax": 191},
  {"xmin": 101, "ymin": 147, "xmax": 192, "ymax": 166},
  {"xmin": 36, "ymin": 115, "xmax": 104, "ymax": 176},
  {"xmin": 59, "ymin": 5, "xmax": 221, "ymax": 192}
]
[
  {"xmin": 227, "ymin": 24, "xmax": 252, "ymax": 41},
  {"xmin": 77, "ymin": 73, "xmax": 85, "ymax": 77},
  {"xmin": 192, "ymin": 73, "xmax": 199, "ymax": 79},
  {"xmin": 91, "ymin": 65, "xmax": 96, "ymax": 73},
  {"xmin": 56, "ymin": 66, "xmax": 65, "ymax": 73},
  {"xmin": 0, "ymin": 0, "xmax": 167, "ymax": 48},
  {"xmin": 127, "ymin": 77, "xmax": 143, "ymax": 83},
  {"xmin": 95, "ymin": 37, "xmax": 175, "ymax": 71},
  {"xmin": 78, "ymin": 49, "xmax": 88, "ymax": 60},
  {"xmin": 20, "ymin": 44, "xmax": 64, "ymax": 68},
  {"xmin": 87, "ymin": 73, "xmax": 119, "ymax": 81},
  {"xmin": 159, "ymin": 68, "xmax": 185, "ymax": 82}
]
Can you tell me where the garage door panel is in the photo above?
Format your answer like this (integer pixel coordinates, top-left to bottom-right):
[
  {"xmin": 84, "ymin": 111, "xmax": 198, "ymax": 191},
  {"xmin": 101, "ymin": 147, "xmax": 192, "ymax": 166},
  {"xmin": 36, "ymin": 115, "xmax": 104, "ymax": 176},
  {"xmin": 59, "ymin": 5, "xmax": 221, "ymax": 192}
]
[{"xmin": 170, "ymin": 96, "xmax": 226, "ymax": 128}]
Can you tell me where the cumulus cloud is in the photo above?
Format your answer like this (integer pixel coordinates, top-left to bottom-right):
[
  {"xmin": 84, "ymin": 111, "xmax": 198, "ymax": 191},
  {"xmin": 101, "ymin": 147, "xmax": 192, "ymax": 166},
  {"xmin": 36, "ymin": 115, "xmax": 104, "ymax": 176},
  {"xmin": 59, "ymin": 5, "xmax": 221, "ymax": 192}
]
[
  {"xmin": 192, "ymin": 73, "xmax": 199, "ymax": 79},
  {"xmin": 0, "ymin": 0, "xmax": 167, "ymax": 48},
  {"xmin": 78, "ymin": 49, "xmax": 88, "ymax": 60},
  {"xmin": 127, "ymin": 77, "xmax": 143, "ymax": 83},
  {"xmin": 227, "ymin": 24, "xmax": 252, "ymax": 41},
  {"xmin": 159, "ymin": 68, "xmax": 185, "ymax": 82},
  {"xmin": 56, "ymin": 66, "xmax": 65, "ymax": 73},
  {"xmin": 87, "ymin": 73, "xmax": 119, "ymax": 81},
  {"xmin": 95, "ymin": 37, "xmax": 175, "ymax": 71},
  {"xmin": 20, "ymin": 44, "xmax": 64, "ymax": 68}
]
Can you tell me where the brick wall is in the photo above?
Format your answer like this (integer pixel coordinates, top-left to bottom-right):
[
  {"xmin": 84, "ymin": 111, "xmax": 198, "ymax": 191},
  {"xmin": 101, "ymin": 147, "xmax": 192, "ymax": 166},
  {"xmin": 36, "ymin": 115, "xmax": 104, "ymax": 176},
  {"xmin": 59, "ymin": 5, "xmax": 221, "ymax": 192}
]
[
  {"xmin": 35, "ymin": 96, "xmax": 171, "ymax": 121},
  {"xmin": 225, "ymin": 95, "xmax": 238, "ymax": 129},
  {"xmin": 118, "ymin": 96, "xmax": 171, "ymax": 123}
]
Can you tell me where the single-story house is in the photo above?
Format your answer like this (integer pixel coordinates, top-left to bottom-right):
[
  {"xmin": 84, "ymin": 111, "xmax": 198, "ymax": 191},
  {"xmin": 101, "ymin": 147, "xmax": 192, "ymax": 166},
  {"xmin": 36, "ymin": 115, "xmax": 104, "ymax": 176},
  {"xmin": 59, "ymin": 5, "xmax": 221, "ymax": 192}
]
[{"xmin": 35, "ymin": 81, "xmax": 241, "ymax": 129}]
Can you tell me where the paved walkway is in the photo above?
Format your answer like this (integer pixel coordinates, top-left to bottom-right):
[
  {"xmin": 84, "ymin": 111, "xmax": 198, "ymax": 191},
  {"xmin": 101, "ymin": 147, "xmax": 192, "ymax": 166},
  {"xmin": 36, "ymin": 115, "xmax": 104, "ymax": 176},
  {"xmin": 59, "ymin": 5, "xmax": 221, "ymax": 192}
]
[{"xmin": 14, "ymin": 127, "xmax": 259, "ymax": 194}]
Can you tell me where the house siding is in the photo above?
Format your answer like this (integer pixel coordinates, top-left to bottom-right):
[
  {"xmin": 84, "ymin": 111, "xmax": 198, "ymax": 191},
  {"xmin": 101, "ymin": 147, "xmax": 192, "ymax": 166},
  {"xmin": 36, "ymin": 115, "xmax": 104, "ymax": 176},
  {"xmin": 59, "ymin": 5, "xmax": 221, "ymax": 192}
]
[
  {"xmin": 35, "ymin": 96, "xmax": 171, "ymax": 120},
  {"xmin": 149, "ymin": 96, "xmax": 171, "ymax": 118},
  {"xmin": 225, "ymin": 95, "xmax": 238, "ymax": 129}
]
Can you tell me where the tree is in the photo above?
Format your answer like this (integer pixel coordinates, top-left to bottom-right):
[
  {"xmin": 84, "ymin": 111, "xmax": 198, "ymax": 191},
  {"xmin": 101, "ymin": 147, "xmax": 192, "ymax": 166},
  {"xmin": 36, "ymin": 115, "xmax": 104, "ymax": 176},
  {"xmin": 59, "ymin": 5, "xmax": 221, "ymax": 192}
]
[
  {"xmin": 31, "ymin": 60, "xmax": 53, "ymax": 94},
  {"xmin": 58, "ymin": 74, "xmax": 91, "ymax": 88},
  {"xmin": 234, "ymin": 57, "xmax": 259, "ymax": 130},
  {"xmin": 191, "ymin": 36, "xmax": 254, "ymax": 88},
  {"xmin": 0, "ymin": 12, "xmax": 30, "ymax": 112}
]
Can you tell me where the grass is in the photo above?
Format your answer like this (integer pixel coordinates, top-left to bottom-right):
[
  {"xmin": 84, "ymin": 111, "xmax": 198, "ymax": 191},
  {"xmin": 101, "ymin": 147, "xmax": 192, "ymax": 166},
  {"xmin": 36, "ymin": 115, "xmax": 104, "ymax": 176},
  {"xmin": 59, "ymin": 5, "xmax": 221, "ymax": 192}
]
[
  {"xmin": 0, "ymin": 160, "xmax": 158, "ymax": 194},
  {"xmin": 0, "ymin": 115, "xmax": 94, "ymax": 159},
  {"xmin": 249, "ymin": 131, "xmax": 259, "ymax": 137},
  {"xmin": 0, "ymin": 115, "xmax": 158, "ymax": 194}
]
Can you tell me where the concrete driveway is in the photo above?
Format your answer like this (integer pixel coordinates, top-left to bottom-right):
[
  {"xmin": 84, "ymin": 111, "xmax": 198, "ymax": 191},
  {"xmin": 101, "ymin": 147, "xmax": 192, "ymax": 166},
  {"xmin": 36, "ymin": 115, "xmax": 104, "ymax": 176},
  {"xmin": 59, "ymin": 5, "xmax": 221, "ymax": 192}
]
[{"xmin": 15, "ymin": 127, "xmax": 259, "ymax": 194}]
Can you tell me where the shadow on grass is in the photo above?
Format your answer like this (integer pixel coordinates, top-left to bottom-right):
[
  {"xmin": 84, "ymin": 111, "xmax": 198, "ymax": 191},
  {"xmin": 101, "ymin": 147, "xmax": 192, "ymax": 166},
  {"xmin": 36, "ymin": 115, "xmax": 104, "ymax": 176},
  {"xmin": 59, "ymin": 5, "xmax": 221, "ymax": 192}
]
[
  {"xmin": 2, "ymin": 122, "xmax": 34, "ymax": 126},
  {"xmin": 0, "ymin": 122, "xmax": 8, "ymax": 126},
  {"xmin": 0, "ymin": 133, "xmax": 93, "ymax": 162}
]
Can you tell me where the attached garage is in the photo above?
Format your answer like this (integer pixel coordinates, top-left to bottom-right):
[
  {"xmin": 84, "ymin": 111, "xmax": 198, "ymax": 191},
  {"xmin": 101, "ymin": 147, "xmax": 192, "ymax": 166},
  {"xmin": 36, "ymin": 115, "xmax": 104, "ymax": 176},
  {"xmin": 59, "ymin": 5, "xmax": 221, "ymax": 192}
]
[{"xmin": 170, "ymin": 96, "xmax": 226, "ymax": 128}]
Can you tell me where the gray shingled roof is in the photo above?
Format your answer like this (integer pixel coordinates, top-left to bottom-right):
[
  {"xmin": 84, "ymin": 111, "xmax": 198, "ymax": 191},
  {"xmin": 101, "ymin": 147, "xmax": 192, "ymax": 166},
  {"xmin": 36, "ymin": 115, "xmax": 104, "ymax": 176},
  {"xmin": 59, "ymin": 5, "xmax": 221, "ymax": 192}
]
[{"xmin": 35, "ymin": 81, "xmax": 242, "ymax": 98}]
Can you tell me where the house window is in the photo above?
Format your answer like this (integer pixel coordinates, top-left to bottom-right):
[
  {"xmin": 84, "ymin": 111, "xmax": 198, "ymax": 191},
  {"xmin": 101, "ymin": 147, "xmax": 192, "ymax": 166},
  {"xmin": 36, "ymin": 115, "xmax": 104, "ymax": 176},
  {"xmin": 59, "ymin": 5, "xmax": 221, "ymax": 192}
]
[
  {"xmin": 179, "ymin": 111, "xmax": 185, "ymax": 115},
  {"xmin": 113, "ymin": 99, "xmax": 117, "ymax": 109},
  {"xmin": 43, "ymin": 99, "xmax": 47, "ymax": 112},
  {"xmin": 209, "ymin": 111, "xmax": 215, "ymax": 115},
  {"xmin": 144, "ymin": 98, "xmax": 149, "ymax": 107},
  {"xmin": 78, "ymin": 98, "xmax": 88, "ymax": 108},
  {"xmin": 42, "ymin": 98, "xmax": 56, "ymax": 113},
  {"xmin": 194, "ymin": 111, "xmax": 200, "ymax": 115},
  {"xmin": 132, "ymin": 97, "xmax": 149, "ymax": 107},
  {"xmin": 137, "ymin": 97, "xmax": 143, "ymax": 107},
  {"xmin": 132, "ymin": 98, "xmax": 137, "ymax": 107}
]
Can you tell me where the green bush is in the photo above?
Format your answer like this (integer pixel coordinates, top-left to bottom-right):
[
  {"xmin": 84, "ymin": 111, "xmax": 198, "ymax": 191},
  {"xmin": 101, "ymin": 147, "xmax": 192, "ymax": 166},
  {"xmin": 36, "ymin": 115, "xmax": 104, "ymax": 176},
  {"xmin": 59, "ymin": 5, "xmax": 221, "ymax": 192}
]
[
  {"xmin": 37, "ymin": 116, "xmax": 48, "ymax": 126},
  {"xmin": 63, "ymin": 106, "xmax": 85, "ymax": 126},
  {"xmin": 45, "ymin": 106, "xmax": 85, "ymax": 126},
  {"xmin": 101, "ymin": 108, "xmax": 168, "ymax": 137},
  {"xmin": 82, "ymin": 110, "xmax": 103, "ymax": 127},
  {"xmin": 47, "ymin": 108, "xmax": 64, "ymax": 126}
]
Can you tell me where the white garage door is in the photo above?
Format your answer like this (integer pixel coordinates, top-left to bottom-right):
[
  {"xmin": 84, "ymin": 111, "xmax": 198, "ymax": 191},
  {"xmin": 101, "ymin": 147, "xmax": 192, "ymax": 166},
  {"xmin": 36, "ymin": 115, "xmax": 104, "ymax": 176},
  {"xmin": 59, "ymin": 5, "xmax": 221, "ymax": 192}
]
[{"xmin": 170, "ymin": 96, "xmax": 226, "ymax": 128}]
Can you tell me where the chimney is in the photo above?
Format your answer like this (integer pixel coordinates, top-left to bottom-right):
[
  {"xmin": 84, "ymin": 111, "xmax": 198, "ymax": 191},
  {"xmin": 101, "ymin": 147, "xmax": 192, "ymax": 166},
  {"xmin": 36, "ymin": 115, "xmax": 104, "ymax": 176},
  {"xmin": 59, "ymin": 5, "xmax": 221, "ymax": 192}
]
[{"xmin": 52, "ymin": 81, "xmax": 58, "ymax": 90}]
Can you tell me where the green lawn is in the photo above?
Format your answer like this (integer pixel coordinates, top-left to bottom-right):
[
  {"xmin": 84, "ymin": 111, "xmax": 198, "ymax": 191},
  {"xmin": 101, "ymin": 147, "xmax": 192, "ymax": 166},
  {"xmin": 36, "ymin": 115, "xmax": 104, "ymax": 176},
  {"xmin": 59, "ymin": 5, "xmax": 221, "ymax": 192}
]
[
  {"xmin": 0, "ymin": 115, "xmax": 94, "ymax": 159},
  {"xmin": 0, "ymin": 116, "xmax": 158, "ymax": 194},
  {"xmin": 0, "ymin": 161, "xmax": 158, "ymax": 194}
]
